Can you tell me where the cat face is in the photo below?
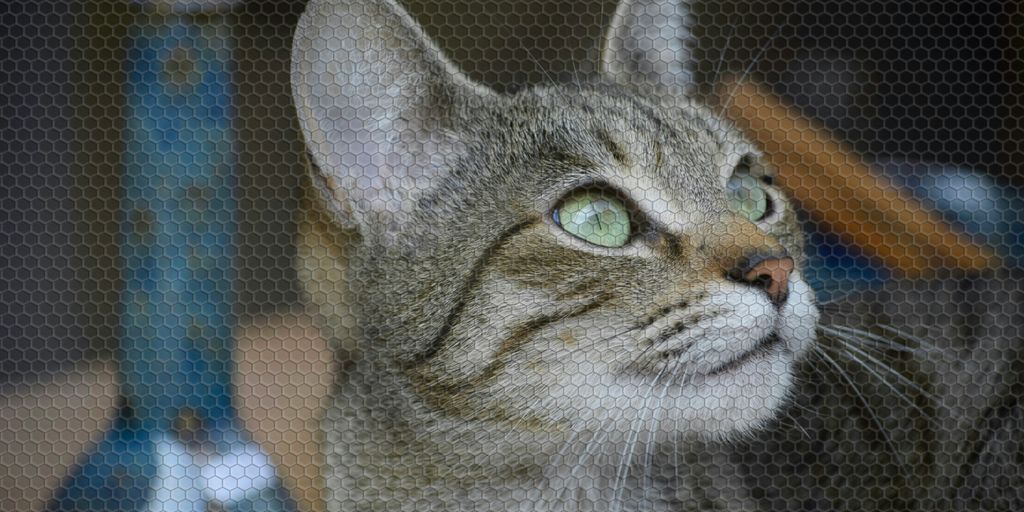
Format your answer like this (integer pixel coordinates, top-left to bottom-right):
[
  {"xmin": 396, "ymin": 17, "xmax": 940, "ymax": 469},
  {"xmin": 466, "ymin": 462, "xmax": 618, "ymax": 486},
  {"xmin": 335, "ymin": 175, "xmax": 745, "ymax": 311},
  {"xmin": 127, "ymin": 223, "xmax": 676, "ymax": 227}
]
[{"xmin": 292, "ymin": 0, "xmax": 819, "ymax": 439}]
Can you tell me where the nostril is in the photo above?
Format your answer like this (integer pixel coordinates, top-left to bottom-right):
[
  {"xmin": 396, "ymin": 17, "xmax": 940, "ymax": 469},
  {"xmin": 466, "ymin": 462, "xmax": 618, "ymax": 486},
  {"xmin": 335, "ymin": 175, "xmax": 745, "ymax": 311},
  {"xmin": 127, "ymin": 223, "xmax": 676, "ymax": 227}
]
[
  {"xmin": 742, "ymin": 256, "xmax": 794, "ymax": 306},
  {"xmin": 749, "ymin": 272, "xmax": 774, "ymax": 291}
]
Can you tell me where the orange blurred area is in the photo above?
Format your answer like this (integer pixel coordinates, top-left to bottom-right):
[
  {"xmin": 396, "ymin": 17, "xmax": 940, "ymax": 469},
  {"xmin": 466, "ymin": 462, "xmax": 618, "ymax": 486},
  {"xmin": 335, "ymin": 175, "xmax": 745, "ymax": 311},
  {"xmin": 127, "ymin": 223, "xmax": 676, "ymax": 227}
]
[{"xmin": 714, "ymin": 77, "xmax": 1001, "ymax": 277}]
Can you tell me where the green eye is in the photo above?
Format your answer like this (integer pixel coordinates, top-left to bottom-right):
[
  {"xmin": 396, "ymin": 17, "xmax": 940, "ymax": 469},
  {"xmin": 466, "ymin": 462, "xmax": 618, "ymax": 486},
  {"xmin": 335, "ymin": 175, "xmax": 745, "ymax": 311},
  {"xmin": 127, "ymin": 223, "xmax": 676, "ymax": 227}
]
[
  {"xmin": 553, "ymin": 190, "xmax": 631, "ymax": 247},
  {"xmin": 727, "ymin": 173, "xmax": 770, "ymax": 222}
]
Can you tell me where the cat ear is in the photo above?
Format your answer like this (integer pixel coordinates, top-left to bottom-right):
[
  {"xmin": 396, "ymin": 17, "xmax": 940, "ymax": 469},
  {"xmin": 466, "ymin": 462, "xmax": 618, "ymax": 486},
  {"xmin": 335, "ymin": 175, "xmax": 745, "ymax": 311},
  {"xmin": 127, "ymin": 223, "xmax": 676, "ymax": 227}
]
[
  {"xmin": 601, "ymin": 0, "xmax": 696, "ymax": 95},
  {"xmin": 291, "ymin": 0, "xmax": 494, "ymax": 232}
]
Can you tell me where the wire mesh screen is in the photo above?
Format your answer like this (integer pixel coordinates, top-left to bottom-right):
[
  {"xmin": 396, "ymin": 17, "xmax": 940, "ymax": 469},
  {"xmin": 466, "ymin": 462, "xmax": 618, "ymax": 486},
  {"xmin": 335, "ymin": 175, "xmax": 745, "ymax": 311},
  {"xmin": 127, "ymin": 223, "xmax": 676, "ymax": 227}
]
[{"xmin": 1, "ymin": 0, "xmax": 1023, "ymax": 511}]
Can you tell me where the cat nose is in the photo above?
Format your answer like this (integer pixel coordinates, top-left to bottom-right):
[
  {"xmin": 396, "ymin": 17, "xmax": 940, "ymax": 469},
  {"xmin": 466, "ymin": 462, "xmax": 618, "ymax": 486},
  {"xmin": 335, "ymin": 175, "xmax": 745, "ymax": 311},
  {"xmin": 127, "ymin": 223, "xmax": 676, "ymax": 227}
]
[{"xmin": 737, "ymin": 255, "xmax": 794, "ymax": 307}]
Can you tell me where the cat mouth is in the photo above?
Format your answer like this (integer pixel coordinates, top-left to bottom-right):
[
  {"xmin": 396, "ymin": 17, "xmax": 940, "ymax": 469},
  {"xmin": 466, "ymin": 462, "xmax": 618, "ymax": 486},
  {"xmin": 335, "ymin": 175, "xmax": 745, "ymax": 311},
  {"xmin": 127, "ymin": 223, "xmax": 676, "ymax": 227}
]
[{"xmin": 706, "ymin": 333, "xmax": 783, "ymax": 377}]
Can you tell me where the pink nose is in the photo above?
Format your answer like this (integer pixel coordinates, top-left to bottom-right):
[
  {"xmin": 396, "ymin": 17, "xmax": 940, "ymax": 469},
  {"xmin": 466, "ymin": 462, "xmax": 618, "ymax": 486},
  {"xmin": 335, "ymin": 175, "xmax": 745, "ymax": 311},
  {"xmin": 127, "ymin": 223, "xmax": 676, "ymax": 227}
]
[{"xmin": 743, "ymin": 257, "xmax": 794, "ymax": 306}]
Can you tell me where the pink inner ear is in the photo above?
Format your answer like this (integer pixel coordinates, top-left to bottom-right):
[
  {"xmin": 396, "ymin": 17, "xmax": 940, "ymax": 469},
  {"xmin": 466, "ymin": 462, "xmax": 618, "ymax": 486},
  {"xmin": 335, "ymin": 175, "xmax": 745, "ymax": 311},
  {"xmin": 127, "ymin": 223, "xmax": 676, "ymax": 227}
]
[{"xmin": 292, "ymin": 0, "xmax": 493, "ymax": 232}]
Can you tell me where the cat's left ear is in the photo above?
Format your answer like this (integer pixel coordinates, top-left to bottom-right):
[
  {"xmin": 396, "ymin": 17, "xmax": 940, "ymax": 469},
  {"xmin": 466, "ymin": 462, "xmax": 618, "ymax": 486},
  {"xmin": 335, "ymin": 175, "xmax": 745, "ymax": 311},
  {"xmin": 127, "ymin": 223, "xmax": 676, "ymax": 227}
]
[
  {"xmin": 291, "ymin": 0, "xmax": 494, "ymax": 233},
  {"xmin": 601, "ymin": 0, "xmax": 696, "ymax": 95}
]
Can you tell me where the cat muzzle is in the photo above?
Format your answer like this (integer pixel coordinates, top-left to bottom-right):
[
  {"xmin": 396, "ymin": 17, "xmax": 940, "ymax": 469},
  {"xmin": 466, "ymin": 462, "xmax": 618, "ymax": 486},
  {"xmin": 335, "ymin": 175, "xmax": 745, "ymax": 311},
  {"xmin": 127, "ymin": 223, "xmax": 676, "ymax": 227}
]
[{"xmin": 741, "ymin": 256, "xmax": 794, "ymax": 306}]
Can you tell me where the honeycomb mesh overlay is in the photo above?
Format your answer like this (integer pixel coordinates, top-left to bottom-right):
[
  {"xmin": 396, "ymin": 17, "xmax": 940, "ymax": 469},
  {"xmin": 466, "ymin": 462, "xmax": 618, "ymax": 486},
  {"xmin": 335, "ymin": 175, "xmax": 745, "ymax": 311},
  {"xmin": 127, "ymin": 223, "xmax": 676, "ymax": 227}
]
[{"xmin": 2, "ymin": 0, "xmax": 1023, "ymax": 511}]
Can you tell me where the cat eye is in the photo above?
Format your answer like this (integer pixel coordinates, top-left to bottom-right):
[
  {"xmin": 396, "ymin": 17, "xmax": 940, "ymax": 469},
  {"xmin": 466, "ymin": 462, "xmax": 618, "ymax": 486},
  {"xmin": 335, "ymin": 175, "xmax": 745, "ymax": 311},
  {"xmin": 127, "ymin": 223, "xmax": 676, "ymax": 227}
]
[
  {"xmin": 727, "ymin": 173, "xmax": 772, "ymax": 222},
  {"xmin": 553, "ymin": 190, "xmax": 631, "ymax": 248}
]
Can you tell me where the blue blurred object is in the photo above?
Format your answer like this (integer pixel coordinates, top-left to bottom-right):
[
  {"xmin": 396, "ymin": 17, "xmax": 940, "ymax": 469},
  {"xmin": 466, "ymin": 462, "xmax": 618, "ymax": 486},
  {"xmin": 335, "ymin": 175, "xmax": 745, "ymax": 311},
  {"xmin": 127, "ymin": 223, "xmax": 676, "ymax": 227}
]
[
  {"xmin": 881, "ymin": 160, "xmax": 1024, "ymax": 268},
  {"xmin": 804, "ymin": 159, "xmax": 1024, "ymax": 302},
  {"xmin": 49, "ymin": 12, "xmax": 296, "ymax": 512},
  {"xmin": 801, "ymin": 218, "xmax": 892, "ymax": 304}
]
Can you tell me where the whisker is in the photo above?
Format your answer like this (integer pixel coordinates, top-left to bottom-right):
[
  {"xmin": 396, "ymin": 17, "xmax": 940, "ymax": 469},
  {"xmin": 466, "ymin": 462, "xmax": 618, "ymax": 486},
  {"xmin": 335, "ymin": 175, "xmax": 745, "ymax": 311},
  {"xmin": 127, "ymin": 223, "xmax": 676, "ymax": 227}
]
[
  {"xmin": 709, "ymin": 22, "xmax": 734, "ymax": 91},
  {"xmin": 780, "ymin": 383, "xmax": 822, "ymax": 419},
  {"xmin": 815, "ymin": 288, "xmax": 865, "ymax": 308},
  {"xmin": 612, "ymin": 363, "xmax": 671, "ymax": 512},
  {"xmin": 819, "ymin": 325, "xmax": 917, "ymax": 357},
  {"xmin": 820, "ymin": 342, "xmax": 939, "ymax": 429},
  {"xmin": 550, "ymin": 426, "xmax": 584, "ymax": 469},
  {"xmin": 824, "ymin": 324, "xmax": 939, "ymax": 355},
  {"xmin": 876, "ymin": 323, "xmax": 943, "ymax": 352},
  {"xmin": 777, "ymin": 410, "xmax": 813, "ymax": 441},
  {"xmin": 826, "ymin": 334, "xmax": 941, "ymax": 405},
  {"xmin": 491, "ymin": 7, "xmax": 567, "ymax": 97},
  {"xmin": 716, "ymin": 23, "xmax": 785, "ymax": 118},
  {"xmin": 671, "ymin": 365, "xmax": 682, "ymax": 500},
  {"xmin": 810, "ymin": 346, "xmax": 910, "ymax": 470},
  {"xmin": 550, "ymin": 427, "xmax": 587, "ymax": 510},
  {"xmin": 546, "ymin": 307, "xmax": 678, "ymax": 510},
  {"xmin": 642, "ymin": 361, "xmax": 678, "ymax": 509},
  {"xmin": 569, "ymin": 55, "xmax": 584, "ymax": 95},
  {"xmin": 784, "ymin": 402, "xmax": 822, "ymax": 423},
  {"xmin": 820, "ymin": 327, "xmax": 943, "ymax": 410},
  {"xmin": 559, "ymin": 423, "xmax": 609, "ymax": 510}
]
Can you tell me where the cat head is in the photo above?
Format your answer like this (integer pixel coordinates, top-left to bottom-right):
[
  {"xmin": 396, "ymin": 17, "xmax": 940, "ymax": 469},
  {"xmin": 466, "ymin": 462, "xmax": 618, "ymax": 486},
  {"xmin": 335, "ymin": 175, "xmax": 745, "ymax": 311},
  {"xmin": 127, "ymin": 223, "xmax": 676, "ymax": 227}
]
[{"xmin": 292, "ymin": 0, "xmax": 819, "ymax": 438}]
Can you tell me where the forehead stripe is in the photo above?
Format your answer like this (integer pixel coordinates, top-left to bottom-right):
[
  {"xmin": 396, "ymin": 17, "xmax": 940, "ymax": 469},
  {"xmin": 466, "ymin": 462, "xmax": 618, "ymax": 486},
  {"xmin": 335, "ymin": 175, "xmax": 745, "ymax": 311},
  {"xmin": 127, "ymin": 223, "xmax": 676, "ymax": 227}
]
[{"xmin": 594, "ymin": 128, "xmax": 631, "ymax": 167}]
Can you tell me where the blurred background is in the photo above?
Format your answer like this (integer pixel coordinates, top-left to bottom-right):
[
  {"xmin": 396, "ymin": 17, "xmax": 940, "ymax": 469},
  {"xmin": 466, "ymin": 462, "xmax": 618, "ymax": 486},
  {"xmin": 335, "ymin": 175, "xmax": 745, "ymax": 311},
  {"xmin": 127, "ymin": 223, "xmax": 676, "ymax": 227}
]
[{"xmin": 1, "ymin": 0, "xmax": 1022, "ymax": 511}]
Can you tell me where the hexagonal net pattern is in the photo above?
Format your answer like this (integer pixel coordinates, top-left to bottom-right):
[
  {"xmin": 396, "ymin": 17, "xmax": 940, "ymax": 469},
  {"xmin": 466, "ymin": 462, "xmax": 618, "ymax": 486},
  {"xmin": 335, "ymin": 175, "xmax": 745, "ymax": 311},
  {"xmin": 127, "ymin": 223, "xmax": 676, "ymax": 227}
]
[{"xmin": 2, "ymin": 0, "xmax": 1023, "ymax": 511}]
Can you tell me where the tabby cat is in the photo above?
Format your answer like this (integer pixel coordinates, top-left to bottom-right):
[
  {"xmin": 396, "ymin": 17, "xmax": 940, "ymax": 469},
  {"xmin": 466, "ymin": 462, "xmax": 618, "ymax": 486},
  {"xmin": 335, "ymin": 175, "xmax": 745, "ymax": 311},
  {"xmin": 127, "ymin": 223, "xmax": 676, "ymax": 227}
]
[{"xmin": 290, "ymin": 0, "xmax": 1022, "ymax": 510}]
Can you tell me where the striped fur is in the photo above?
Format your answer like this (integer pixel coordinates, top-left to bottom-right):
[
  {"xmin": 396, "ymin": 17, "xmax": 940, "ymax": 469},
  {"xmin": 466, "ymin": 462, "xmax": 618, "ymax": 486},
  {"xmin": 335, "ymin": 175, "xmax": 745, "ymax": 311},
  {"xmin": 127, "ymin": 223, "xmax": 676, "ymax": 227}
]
[{"xmin": 292, "ymin": 0, "xmax": 819, "ymax": 510}]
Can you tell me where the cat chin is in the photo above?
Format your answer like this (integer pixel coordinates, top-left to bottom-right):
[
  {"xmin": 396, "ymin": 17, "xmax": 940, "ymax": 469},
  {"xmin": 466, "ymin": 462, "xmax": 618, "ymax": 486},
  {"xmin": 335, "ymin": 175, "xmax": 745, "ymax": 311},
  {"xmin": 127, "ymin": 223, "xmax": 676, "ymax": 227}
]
[
  {"xmin": 559, "ymin": 344, "xmax": 797, "ymax": 442},
  {"xmin": 669, "ymin": 344, "xmax": 797, "ymax": 439},
  {"xmin": 548, "ymin": 284, "xmax": 819, "ymax": 444},
  {"xmin": 674, "ymin": 279, "xmax": 819, "ymax": 439},
  {"xmin": 548, "ymin": 277, "xmax": 819, "ymax": 442}
]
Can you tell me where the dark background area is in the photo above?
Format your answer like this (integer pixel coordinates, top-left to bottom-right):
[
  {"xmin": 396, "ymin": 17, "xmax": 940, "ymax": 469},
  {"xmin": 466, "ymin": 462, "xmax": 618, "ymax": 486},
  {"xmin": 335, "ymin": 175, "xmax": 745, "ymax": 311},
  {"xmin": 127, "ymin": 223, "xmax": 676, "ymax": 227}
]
[{"xmin": 2, "ymin": 0, "xmax": 1021, "ymax": 382}]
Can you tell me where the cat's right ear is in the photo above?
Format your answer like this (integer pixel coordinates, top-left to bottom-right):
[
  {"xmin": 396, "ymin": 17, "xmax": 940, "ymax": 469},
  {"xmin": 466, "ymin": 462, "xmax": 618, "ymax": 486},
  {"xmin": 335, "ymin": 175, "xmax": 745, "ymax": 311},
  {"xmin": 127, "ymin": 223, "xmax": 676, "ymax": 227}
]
[
  {"xmin": 601, "ymin": 0, "xmax": 696, "ymax": 96},
  {"xmin": 291, "ymin": 0, "xmax": 494, "ymax": 232}
]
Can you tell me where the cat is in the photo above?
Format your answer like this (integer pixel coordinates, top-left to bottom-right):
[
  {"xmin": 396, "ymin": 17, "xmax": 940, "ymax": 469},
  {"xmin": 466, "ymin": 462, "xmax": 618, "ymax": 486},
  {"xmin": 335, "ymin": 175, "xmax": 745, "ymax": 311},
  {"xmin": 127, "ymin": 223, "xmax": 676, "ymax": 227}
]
[
  {"xmin": 289, "ymin": 0, "xmax": 1023, "ymax": 511},
  {"xmin": 290, "ymin": 0, "xmax": 817, "ymax": 509}
]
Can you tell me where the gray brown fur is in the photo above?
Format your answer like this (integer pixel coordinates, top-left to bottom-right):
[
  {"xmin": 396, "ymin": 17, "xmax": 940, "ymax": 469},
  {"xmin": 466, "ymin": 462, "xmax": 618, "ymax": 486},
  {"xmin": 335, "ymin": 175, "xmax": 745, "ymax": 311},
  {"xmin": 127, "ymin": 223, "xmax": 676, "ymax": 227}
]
[
  {"xmin": 291, "ymin": 0, "xmax": 1023, "ymax": 510},
  {"xmin": 292, "ymin": 0, "xmax": 816, "ymax": 509}
]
